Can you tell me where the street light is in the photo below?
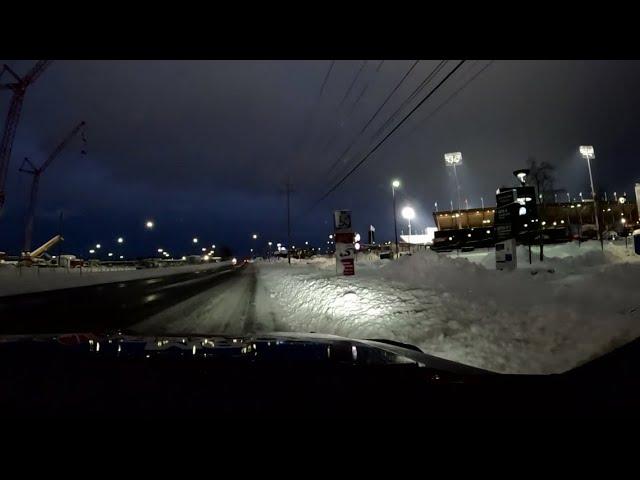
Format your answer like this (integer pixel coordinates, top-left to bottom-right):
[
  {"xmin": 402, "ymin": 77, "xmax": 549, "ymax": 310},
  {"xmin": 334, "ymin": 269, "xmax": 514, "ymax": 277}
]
[
  {"xmin": 391, "ymin": 179, "xmax": 400, "ymax": 259},
  {"xmin": 157, "ymin": 248, "xmax": 163, "ymax": 253},
  {"xmin": 201, "ymin": 247, "xmax": 206, "ymax": 252},
  {"xmin": 108, "ymin": 252, "xmax": 113, "ymax": 257},
  {"xmin": 193, "ymin": 237, "xmax": 198, "ymax": 244},
  {"xmin": 211, "ymin": 244, "xmax": 216, "ymax": 249},
  {"xmin": 513, "ymin": 169, "xmax": 530, "ymax": 186},
  {"xmin": 117, "ymin": 237, "xmax": 124, "ymax": 244},
  {"xmin": 579, "ymin": 145, "xmax": 601, "ymax": 242},
  {"xmin": 444, "ymin": 152, "xmax": 463, "ymax": 227},
  {"xmin": 252, "ymin": 234, "xmax": 258, "ymax": 240},
  {"xmin": 401, "ymin": 206, "xmax": 415, "ymax": 246},
  {"xmin": 145, "ymin": 220, "xmax": 154, "ymax": 229},
  {"xmin": 89, "ymin": 249, "xmax": 95, "ymax": 254},
  {"xmin": 96, "ymin": 243, "xmax": 101, "ymax": 249}
]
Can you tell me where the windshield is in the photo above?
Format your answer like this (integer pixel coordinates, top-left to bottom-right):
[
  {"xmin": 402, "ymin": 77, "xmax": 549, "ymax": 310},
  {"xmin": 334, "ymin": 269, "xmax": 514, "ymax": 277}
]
[{"xmin": 1, "ymin": 59, "xmax": 639, "ymax": 376}]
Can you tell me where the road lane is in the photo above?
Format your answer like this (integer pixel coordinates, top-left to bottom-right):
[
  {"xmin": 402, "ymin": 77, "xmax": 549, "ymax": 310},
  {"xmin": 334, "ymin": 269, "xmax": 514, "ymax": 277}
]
[
  {"xmin": 0, "ymin": 264, "xmax": 241, "ymax": 334},
  {"xmin": 130, "ymin": 264, "xmax": 257, "ymax": 335}
]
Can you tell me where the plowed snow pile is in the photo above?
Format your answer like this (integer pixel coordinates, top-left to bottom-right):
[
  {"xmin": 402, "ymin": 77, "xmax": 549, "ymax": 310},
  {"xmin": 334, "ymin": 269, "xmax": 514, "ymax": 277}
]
[{"xmin": 256, "ymin": 241, "xmax": 640, "ymax": 374}]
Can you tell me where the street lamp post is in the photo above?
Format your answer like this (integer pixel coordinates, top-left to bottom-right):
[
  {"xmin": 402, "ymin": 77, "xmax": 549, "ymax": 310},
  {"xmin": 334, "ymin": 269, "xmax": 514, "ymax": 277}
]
[
  {"xmin": 579, "ymin": 146, "xmax": 602, "ymax": 249},
  {"xmin": 444, "ymin": 152, "xmax": 463, "ymax": 228},
  {"xmin": 391, "ymin": 179, "xmax": 400, "ymax": 259}
]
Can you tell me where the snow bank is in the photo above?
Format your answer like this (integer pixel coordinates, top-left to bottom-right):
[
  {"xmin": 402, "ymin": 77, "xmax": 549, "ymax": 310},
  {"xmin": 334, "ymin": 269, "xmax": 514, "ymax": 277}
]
[
  {"xmin": 0, "ymin": 261, "xmax": 232, "ymax": 297},
  {"xmin": 256, "ymin": 245, "xmax": 640, "ymax": 374}
]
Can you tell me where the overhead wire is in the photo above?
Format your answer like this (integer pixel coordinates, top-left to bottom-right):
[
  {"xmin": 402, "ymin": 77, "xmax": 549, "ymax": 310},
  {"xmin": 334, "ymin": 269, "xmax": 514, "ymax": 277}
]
[
  {"xmin": 314, "ymin": 60, "xmax": 467, "ymax": 207},
  {"xmin": 324, "ymin": 60, "xmax": 421, "ymax": 180}
]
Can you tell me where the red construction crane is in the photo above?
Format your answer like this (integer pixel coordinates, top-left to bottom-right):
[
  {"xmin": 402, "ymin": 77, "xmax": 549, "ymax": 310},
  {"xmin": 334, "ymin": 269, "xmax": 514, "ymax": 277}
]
[
  {"xmin": 0, "ymin": 60, "xmax": 53, "ymax": 214},
  {"xmin": 20, "ymin": 121, "xmax": 86, "ymax": 254}
]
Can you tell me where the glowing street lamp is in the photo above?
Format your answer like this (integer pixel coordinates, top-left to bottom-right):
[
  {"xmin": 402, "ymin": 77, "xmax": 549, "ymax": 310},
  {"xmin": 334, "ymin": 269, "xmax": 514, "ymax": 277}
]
[
  {"xmin": 145, "ymin": 220, "xmax": 154, "ymax": 229},
  {"xmin": 201, "ymin": 247, "xmax": 206, "ymax": 252},
  {"xmin": 252, "ymin": 234, "xmax": 258, "ymax": 240},
  {"xmin": 193, "ymin": 237, "xmax": 198, "ymax": 244},
  {"xmin": 513, "ymin": 169, "xmax": 530, "ymax": 187},
  {"xmin": 579, "ymin": 145, "xmax": 601, "ymax": 241},
  {"xmin": 89, "ymin": 249, "xmax": 95, "ymax": 254},
  {"xmin": 117, "ymin": 237, "xmax": 124, "ymax": 244},
  {"xmin": 391, "ymin": 179, "xmax": 400, "ymax": 259},
  {"xmin": 401, "ymin": 206, "xmax": 415, "ymax": 245},
  {"xmin": 95, "ymin": 243, "xmax": 101, "ymax": 249},
  {"xmin": 157, "ymin": 248, "xmax": 163, "ymax": 253}
]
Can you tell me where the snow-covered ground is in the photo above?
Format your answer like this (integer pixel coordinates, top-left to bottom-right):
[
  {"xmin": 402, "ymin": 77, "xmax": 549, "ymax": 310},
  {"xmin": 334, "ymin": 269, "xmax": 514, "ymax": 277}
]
[
  {"xmin": 0, "ymin": 261, "xmax": 233, "ymax": 297},
  {"xmin": 255, "ymin": 241, "xmax": 640, "ymax": 374}
]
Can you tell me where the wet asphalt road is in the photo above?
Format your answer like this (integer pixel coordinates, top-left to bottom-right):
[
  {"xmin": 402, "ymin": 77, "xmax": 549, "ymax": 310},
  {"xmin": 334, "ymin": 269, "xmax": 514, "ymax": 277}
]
[{"xmin": 0, "ymin": 264, "xmax": 256, "ymax": 335}]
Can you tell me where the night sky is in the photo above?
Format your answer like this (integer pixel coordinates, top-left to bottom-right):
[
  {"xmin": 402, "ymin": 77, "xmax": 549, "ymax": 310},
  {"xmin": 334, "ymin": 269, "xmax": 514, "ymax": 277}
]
[{"xmin": 2, "ymin": 59, "xmax": 640, "ymax": 257}]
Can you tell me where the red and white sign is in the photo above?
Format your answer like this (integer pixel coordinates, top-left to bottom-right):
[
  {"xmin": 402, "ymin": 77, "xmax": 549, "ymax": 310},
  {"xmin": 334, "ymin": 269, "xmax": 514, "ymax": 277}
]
[
  {"xmin": 341, "ymin": 258, "xmax": 355, "ymax": 276},
  {"xmin": 334, "ymin": 209, "xmax": 355, "ymax": 276}
]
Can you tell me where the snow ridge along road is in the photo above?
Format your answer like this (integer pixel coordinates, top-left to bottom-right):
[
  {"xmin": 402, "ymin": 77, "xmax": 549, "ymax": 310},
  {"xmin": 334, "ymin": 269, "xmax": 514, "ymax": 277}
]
[
  {"xmin": 0, "ymin": 261, "xmax": 234, "ymax": 297},
  {"xmin": 254, "ymin": 242, "xmax": 640, "ymax": 374}
]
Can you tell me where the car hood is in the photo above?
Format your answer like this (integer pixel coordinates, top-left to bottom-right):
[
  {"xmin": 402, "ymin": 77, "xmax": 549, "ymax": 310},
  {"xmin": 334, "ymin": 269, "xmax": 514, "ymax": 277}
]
[{"xmin": 0, "ymin": 331, "xmax": 490, "ymax": 375}]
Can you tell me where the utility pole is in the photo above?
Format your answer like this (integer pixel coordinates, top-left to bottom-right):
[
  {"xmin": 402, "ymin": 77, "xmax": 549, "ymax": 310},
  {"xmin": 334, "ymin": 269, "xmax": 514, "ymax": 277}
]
[
  {"xmin": 57, "ymin": 210, "xmax": 63, "ymax": 263},
  {"xmin": 286, "ymin": 177, "xmax": 292, "ymax": 265},
  {"xmin": 0, "ymin": 60, "xmax": 52, "ymax": 215}
]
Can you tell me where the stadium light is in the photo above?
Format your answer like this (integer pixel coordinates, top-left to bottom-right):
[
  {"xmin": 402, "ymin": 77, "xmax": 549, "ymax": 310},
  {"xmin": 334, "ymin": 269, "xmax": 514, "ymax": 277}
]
[
  {"xmin": 579, "ymin": 145, "xmax": 601, "ymax": 242},
  {"xmin": 444, "ymin": 152, "xmax": 463, "ymax": 227}
]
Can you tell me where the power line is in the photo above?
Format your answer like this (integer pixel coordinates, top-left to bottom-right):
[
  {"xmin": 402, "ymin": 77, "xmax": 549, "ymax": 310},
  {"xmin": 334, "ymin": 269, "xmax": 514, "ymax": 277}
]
[
  {"xmin": 404, "ymin": 60, "xmax": 494, "ymax": 138},
  {"xmin": 316, "ymin": 60, "xmax": 372, "ymax": 160},
  {"xmin": 324, "ymin": 60, "xmax": 421, "ymax": 179},
  {"xmin": 371, "ymin": 60, "xmax": 447, "ymax": 140},
  {"xmin": 345, "ymin": 61, "xmax": 385, "ymax": 116},
  {"xmin": 319, "ymin": 60, "xmax": 335, "ymax": 97},
  {"xmin": 338, "ymin": 60, "xmax": 367, "ymax": 108},
  {"xmin": 358, "ymin": 60, "xmax": 420, "ymax": 137},
  {"xmin": 295, "ymin": 60, "xmax": 336, "ymax": 161},
  {"xmin": 326, "ymin": 60, "xmax": 446, "ymax": 186},
  {"xmin": 315, "ymin": 60, "xmax": 466, "ymax": 206}
]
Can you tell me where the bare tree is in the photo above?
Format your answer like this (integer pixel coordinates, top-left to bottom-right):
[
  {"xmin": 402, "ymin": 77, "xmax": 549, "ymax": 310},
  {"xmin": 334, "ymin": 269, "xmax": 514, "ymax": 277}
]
[{"xmin": 526, "ymin": 157, "xmax": 556, "ymax": 204}]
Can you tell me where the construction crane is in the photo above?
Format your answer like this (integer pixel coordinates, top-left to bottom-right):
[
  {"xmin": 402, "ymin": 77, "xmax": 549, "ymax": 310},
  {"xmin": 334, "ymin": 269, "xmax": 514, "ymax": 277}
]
[
  {"xmin": 20, "ymin": 121, "xmax": 86, "ymax": 254},
  {"xmin": 23, "ymin": 234, "xmax": 64, "ymax": 264},
  {"xmin": 0, "ymin": 60, "xmax": 53, "ymax": 214}
]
